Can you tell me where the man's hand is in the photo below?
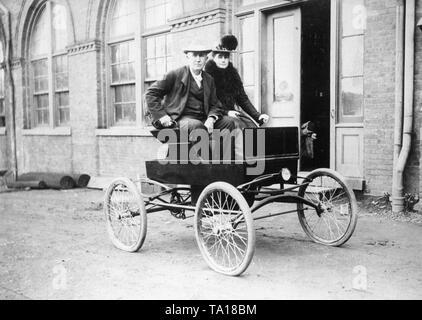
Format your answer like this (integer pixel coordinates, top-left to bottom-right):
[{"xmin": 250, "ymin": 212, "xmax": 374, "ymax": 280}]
[
  {"xmin": 204, "ymin": 117, "xmax": 216, "ymax": 134},
  {"xmin": 228, "ymin": 111, "xmax": 240, "ymax": 118},
  {"xmin": 259, "ymin": 114, "xmax": 270, "ymax": 124},
  {"xmin": 159, "ymin": 115, "xmax": 173, "ymax": 128}
]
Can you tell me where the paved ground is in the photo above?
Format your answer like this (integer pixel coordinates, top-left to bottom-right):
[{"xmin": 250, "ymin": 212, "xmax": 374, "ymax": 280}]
[{"xmin": 0, "ymin": 188, "xmax": 421, "ymax": 300}]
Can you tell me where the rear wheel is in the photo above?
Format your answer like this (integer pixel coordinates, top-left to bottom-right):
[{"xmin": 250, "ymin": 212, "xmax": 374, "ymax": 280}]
[
  {"xmin": 195, "ymin": 182, "xmax": 255, "ymax": 276},
  {"xmin": 104, "ymin": 178, "xmax": 147, "ymax": 252},
  {"xmin": 297, "ymin": 169, "xmax": 358, "ymax": 247}
]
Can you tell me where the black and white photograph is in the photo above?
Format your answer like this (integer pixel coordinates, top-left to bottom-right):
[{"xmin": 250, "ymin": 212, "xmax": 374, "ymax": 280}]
[{"xmin": 0, "ymin": 0, "xmax": 421, "ymax": 303}]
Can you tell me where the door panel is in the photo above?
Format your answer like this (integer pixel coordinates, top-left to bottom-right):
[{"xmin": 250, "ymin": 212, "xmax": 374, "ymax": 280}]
[
  {"xmin": 264, "ymin": 9, "xmax": 301, "ymax": 128},
  {"xmin": 335, "ymin": 127, "xmax": 364, "ymax": 187}
]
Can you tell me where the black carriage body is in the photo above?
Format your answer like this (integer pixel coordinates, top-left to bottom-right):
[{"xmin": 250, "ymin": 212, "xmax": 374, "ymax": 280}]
[{"xmin": 146, "ymin": 127, "xmax": 299, "ymax": 187}]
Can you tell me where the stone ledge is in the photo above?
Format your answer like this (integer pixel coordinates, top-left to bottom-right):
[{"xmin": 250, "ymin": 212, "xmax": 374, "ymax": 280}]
[
  {"xmin": 68, "ymin": 40, "xmax": 102, "ymax": 56},
  {"xmin": 169, "ymin": 8, "xmax": 226, "ymax": 32},
  {"xmin": 22, "ymin": 127, "xmax": 72, "ymax": 136},
  {"xmin": 96, "ymin": 127, "xmax": 154, "ymax": 137}
]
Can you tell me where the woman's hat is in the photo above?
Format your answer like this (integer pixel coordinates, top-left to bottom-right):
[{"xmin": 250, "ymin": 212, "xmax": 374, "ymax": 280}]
[{"xmin": 211, "ymin": 35, "xmax": 239, "ymax": 54}]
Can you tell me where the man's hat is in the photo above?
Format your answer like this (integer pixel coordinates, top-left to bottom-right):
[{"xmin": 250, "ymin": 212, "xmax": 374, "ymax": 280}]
[
  {"xmin": 183, "ymin": 43, "xmax": 212, "ymax": 54},
  {"xmin": 211, "ymin": 35, "xmax": 239, "ymax": 54}
]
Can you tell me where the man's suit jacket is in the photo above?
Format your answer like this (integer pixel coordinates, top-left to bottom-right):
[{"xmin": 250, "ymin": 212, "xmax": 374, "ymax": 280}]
[{"xmin": 145, "ymin": 66, "xmax": 222, "ymax": 122}]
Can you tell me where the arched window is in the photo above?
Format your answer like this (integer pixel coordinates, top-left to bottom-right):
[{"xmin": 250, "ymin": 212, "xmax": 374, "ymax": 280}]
[
  {"xmin": 0, "ymin": 43, "xmax": 5, "ymax": 127},
  {"xmin": 107, "ymin": 0, "xmax": 137, "ymax": 126},
  {"xmin": 106, "ymin": 0, "xmax": 173, "ymax": 127},
  {"xmin": 29, "ymin": 1, "xmax": 69, "ymax": 128}
]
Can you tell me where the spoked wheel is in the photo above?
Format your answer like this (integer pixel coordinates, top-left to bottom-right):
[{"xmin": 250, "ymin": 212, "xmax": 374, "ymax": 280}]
[
  {"xmin": 195, "ymin": 182, "xmax": 255, "ymax": 276},
  {"xmin": 297, "ymin": 169, "xmax": 358, "ymax": 247},
  {"xmin": 104, "ymin": 178, "xmax": 147, "ymax": 252}
]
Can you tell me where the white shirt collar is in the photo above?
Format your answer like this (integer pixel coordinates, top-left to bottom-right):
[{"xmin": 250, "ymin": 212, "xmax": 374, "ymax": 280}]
[{"xmin": 189, "ymin": 68, "xmax": 203, "ymax": 88}]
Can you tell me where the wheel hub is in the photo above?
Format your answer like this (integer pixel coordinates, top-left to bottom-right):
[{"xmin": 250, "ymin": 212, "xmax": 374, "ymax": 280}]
[{"xmin": 212, "ymin": 222, "xmax": 234, "ymax": 235}]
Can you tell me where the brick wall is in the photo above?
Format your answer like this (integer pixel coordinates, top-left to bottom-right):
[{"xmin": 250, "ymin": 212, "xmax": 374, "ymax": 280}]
[
  {"xmin": 415, "ymin": 2, "xmax": 422, "ymax": 200},
  {"xmin": 363, "ymin": 0, "xmax": 398, "ymax": 195},
  {"xmin": 0, "ymin": 0, "xmax": 228, "ymax": 179},
  {"xmin": 21, "ymin": 135, "xmax": 72, "ymax": 173},
  {"xmin": 0, "ymin": 135, "xmax": 7, "ymax": 169},
  {"xmin": 0, "ymin": 0, "xmax": 420, "ymax": 196},
  {"xmin": 98, "ymin": 136, "xmax": 162, "ymax": 178}
]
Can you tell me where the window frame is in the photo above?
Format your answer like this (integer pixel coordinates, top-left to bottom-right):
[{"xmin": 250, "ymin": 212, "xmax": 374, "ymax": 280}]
[
  {"xmin": 105, "ymin": 0, "xmax": 173, "ymax": 128},
  {"xmin": 27, "ymin": 1, "xmax": 70, "ymax": 129},
  {"xmin": 338, "ymin": 0, "xmax": 365, "ymax": 124},
  {"xmin": 0, "ymin": 45, "xmax": 5, "ymax": 129}
]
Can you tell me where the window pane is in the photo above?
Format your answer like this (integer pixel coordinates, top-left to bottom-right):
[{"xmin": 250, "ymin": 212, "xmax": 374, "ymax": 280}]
[
  {"xmin": 112, "ymin": 65, "xmax": 120, "ymax": 83},
  {"xmin": 341, "ymin": 77, "xmax": 363, "ymax": 117},
  {"xmin": 156, "ymin": 36, "xmax": 166, "ymax": 57},
  {"xmin": 54, "ymin": 55, "xmax": 68, "ymax": 91},
  {"xmin": 113, "ymin": 84, "xmax": 136, "ymax": 124},
  {"xmin": 244, "ymin": 86, "xmax": 254, "ymax": 104},
  {"xmin": 146, "ymin": 38, "xmax": 155, "ymax": 58},
  {"xmin": 32, "ymin": 59, "xmax": 48, "ymax": 93},
  {"xmin": 342, "ymin": 36, "xmax": 363, "ymax": 77},
  {"xmin": 111, "ymin": 45, "xmax": 120, "ymax": 64},
  {"xmin": 0, "ymin": 44, "xmax": 4, "ymax": 64},
  {"xmin": 110, "ymin": 41, "xmax": 135, "ymax": 84},
  {"xmin": 166, "ymin": 34, "xmax": 173, "ymax": 55},
  {"xmin": 30, "ymin": 7, "xmax": 49, "ymax": 57},
  {"xmin": 0, "ymin": 69, "xmax": 4, "ymax": 98},
  {"xmin": 52, "ymin": 3, "xmax": 68, "ymax": 52},
  {"xmin": 123, "ymin": 104, "xmax": 136, "ymax": 122},
  {"xmin": 240, "ymin": 53, "xmax": 254, "ymax": 86},
  {"xmin": 182, "ymin": 0, "xmax": 204, "ymax": 12},
  {"xmin": 145, "ymin": 0, "xmax": 168, "ymax": 28},
  {"xmin": 0, "ymin": 98, "xmax": 5, "ymax": 127},
  {"xmin": 342, "ymin": 0, "xmax": 365, "ymax": 37},
  {"xmin": 240, "ymin": 16, "xmax": 254, "ymax": 52},
  {"xmin": 146, "ymin": 59, "xmax": 156, "ymax": 79},
  {"xmin": 35, "ymin": 94, "xmax": 49, "ymax": 126},
  {"xmin": 55, "ymin": 92, "xmax": 69, "ymax": 125},
  {"xmin": 145, "ymin": 34, "xmax": 173, "ymax": 81},
  {"xmin": 110, "ymin": 0, "xmax": 137, "ymax": 38}
]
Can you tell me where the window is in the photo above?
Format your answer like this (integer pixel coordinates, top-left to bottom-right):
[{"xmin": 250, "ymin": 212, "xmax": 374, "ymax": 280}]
[
  {"xmin": 339, "ymin": 0, "xmax": 365, "ymax": 123},
  {"xmin": 0, "ymin": 43, "xmax": 5, "ymax": 127},
  {"xmin": 107, "ymin": 0, "xmax": 137, "ymax": 126},
  {"xmin": 106, "ymin": 0, "xmax": 173, "ymax": 127},
  {"xmin": 145, "ymin": 34, "xmax": 173, "ymax": 83},
  {"xmin": 28, "ymin": 1, "xmax": 69, "ymax": 128},
  {"xmin": 144, "ymin": 0, "xmax": 170, "ymax": 29},
  {"xmin": 170, "ymin": 0, "xmax": 217, "ymax": 17},
  {"xmin": 240, "ymin": 0, "xmax": 266, "ymax": 6},
  {"xmin": 238, "ymin": 15, "xmax": 255, "ymax": 102}
]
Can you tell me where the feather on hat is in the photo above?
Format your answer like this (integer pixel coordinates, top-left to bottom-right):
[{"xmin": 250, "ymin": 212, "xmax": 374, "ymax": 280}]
[{"xmin": 212, "ymin": 35, "xmax": 239, "ymax": 54}]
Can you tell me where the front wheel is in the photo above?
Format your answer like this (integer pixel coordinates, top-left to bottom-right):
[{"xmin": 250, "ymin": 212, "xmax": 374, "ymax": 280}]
[
  {"xmin": 195, "ymin": 182, "xmax": 255, "ymax": 276},
  {"xmin": 297, "ymin": 169, "xmax": 358, "ymax": 247},
  {"xmin": 104, "ymin": 178, "xmax": 147, "ymax": 252}
]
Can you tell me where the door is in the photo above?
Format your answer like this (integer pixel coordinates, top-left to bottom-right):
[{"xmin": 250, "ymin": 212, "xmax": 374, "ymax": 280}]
[
  {"xmin": 263, "ymin": 8, "xmax": 301, "ymax": 128},
  {"xmin": 330, "ymin": 0, "xmax": 365, "ymax": 190}
]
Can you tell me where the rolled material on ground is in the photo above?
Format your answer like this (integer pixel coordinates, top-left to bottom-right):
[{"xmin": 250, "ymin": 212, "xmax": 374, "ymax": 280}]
[
  {"xmin": 70, "ymin": 174, "xmax": 91, "ymax": 188},
  {"xmin": 7, "ymin": 180, "xmax": 47, "ymax": 189},
  {"xmin": 18, "ymin": 172, "xmax": 75, "ymax": 189}
]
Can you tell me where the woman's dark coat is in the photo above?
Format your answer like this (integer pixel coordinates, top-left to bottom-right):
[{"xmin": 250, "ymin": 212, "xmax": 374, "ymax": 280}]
[{"xmin": 204, "ymin": 59, "xmax": 261, "ymax": 122}]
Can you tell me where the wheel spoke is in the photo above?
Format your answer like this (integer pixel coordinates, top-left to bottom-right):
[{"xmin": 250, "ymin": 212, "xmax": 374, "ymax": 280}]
[
  {"xmin": 195, "ymin": 183, "xmax": 254, "ymax": 275},
  {"xmin": 298, "ymin": 171, "xmax": 357, "ymax": 246}
]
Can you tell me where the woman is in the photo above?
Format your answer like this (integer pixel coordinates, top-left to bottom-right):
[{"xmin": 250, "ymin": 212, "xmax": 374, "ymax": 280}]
[{"xmin": 204, "ymin": 35, "xmax": 269, "ymax": 129}]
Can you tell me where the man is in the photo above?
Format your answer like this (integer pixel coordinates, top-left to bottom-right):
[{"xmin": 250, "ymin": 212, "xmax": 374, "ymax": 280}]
[{"xmin": 145, "ymin": 44, "xmax": 237, "ymax": 160}]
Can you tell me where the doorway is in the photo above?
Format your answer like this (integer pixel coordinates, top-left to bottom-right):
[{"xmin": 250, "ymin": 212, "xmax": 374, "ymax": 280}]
[
  {"xmin": 261, "ymin": 0, "xmax": 331, "ymax": 171},
  {"xmin": 300, "ymin": 0, "xmax": 331, "ymax": 171}
]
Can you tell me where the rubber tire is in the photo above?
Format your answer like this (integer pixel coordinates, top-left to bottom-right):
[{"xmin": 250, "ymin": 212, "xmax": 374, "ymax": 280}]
[
  {"xmin": 194, "ymin": 182, "xmax": 255, "ymax": 276},
  {"xmin": 104, "ymin": 178, "xmax": 147, "ymax": 252},
  {"xmin": 297, "ymin": 169, "xmax": 358, "ymax": 247}
]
